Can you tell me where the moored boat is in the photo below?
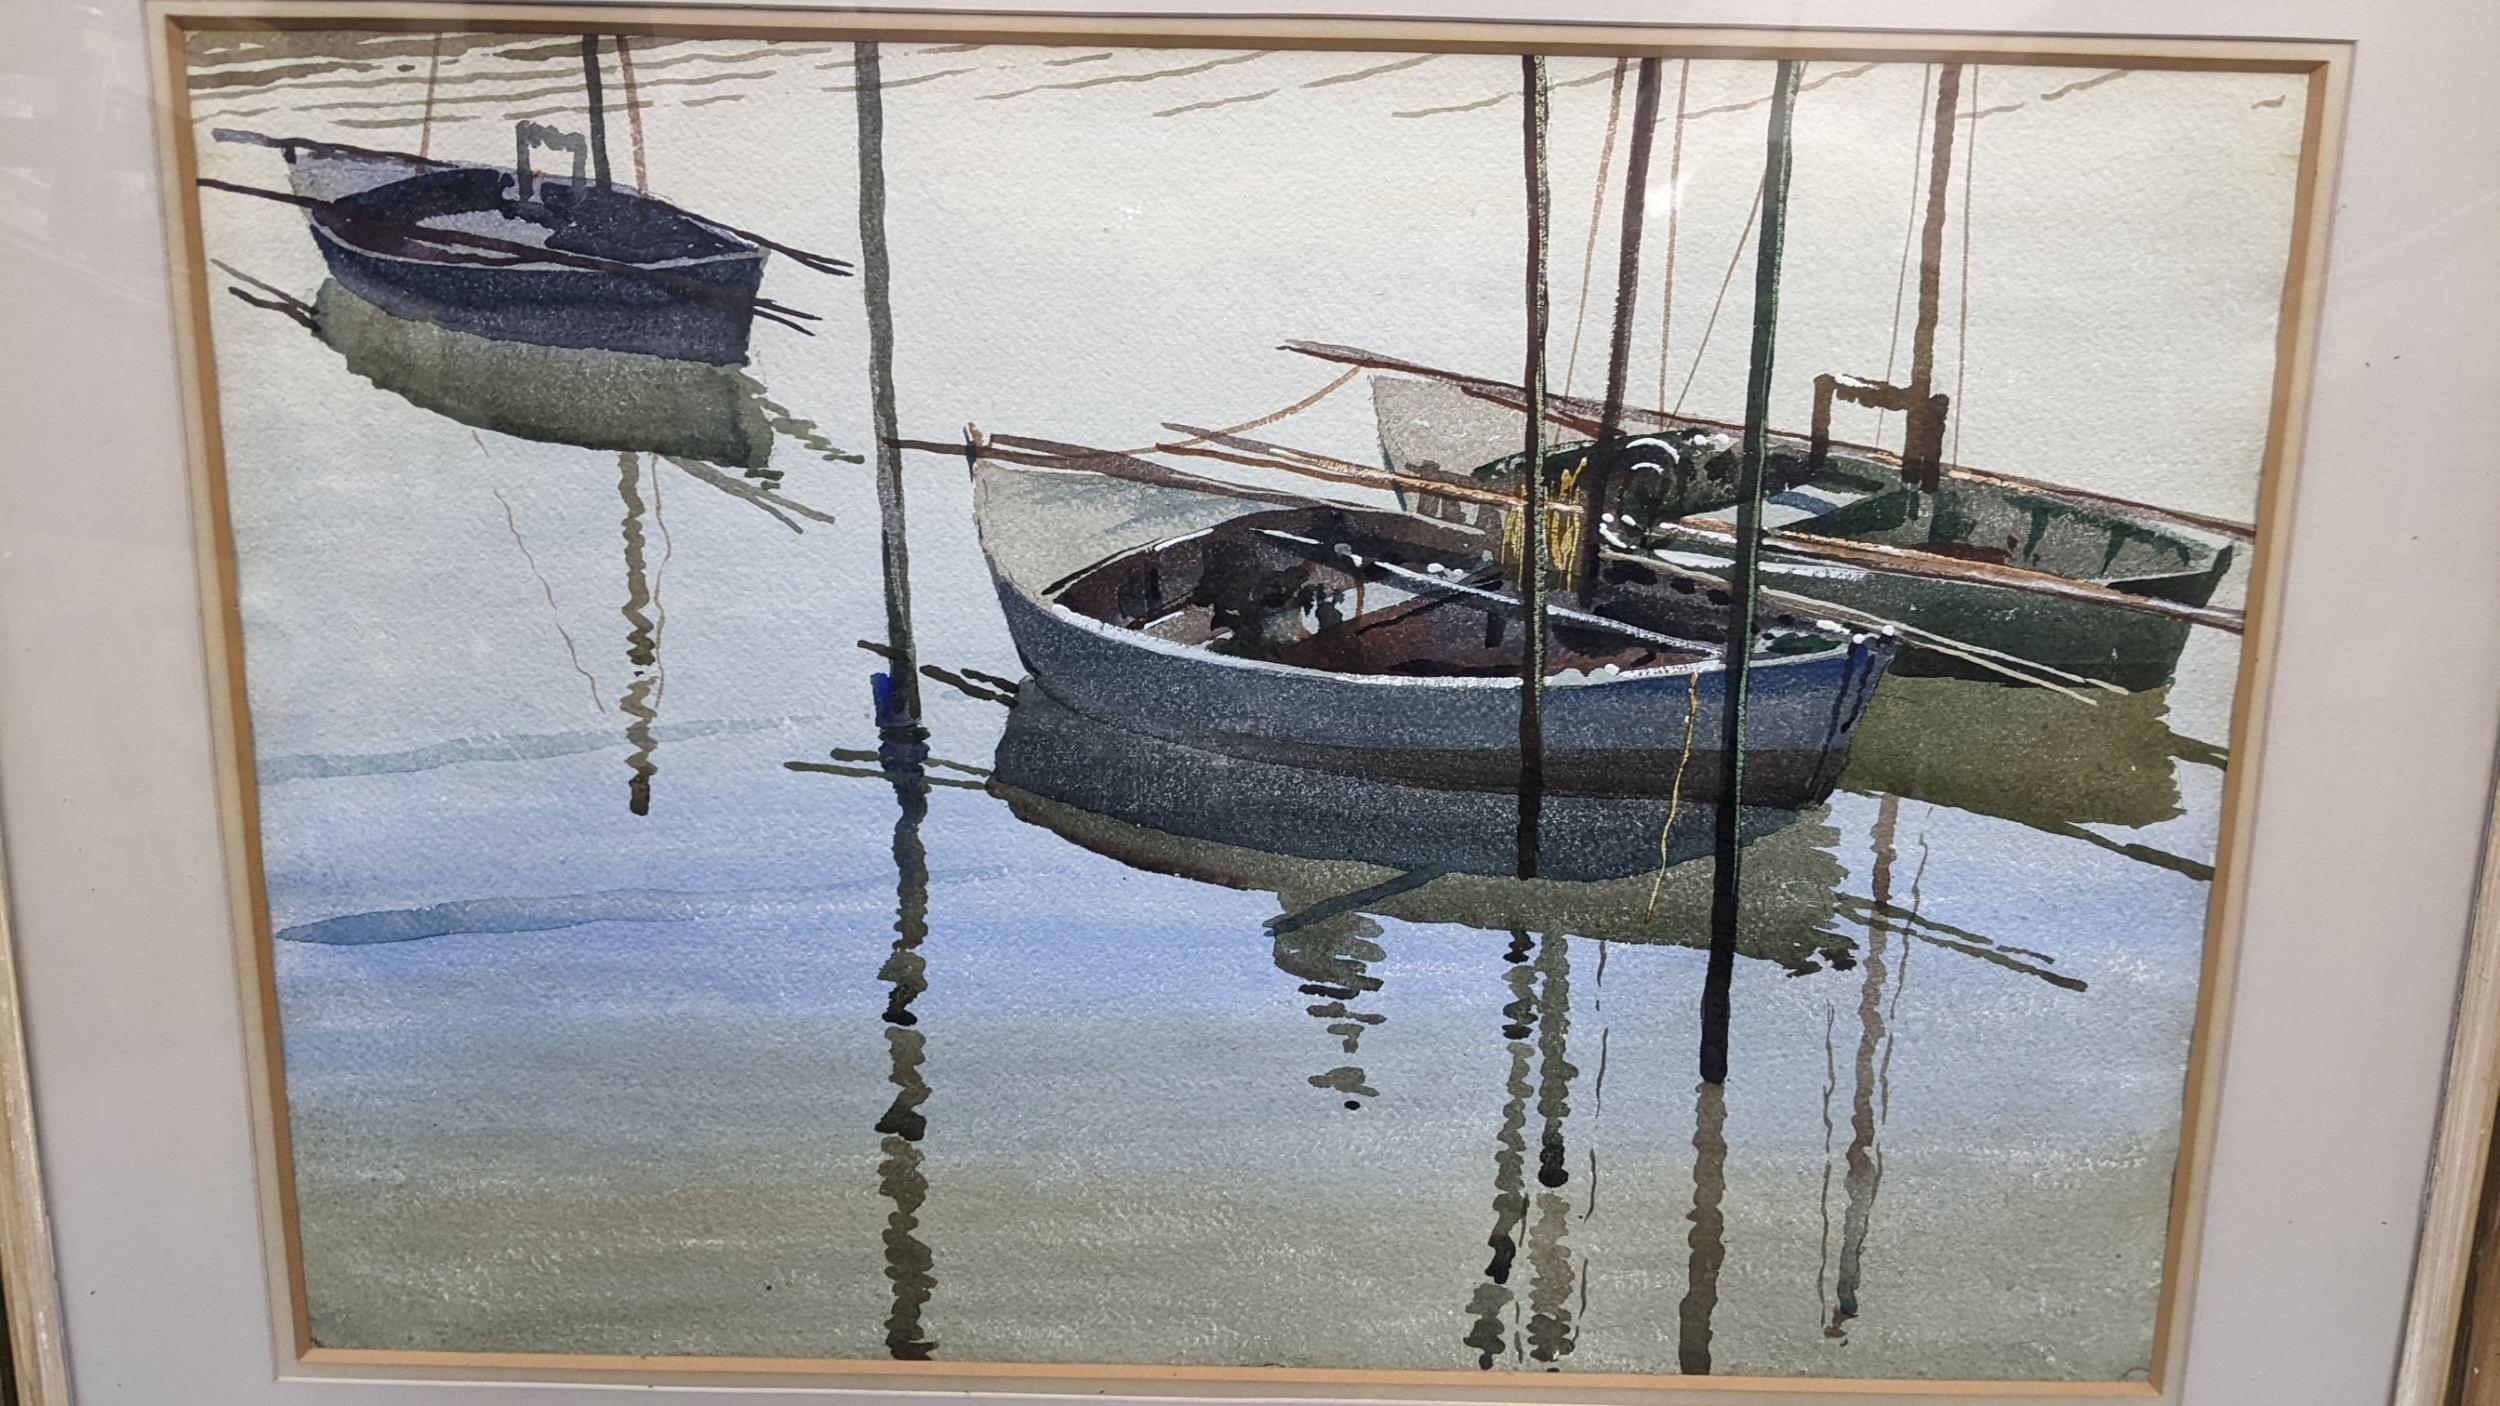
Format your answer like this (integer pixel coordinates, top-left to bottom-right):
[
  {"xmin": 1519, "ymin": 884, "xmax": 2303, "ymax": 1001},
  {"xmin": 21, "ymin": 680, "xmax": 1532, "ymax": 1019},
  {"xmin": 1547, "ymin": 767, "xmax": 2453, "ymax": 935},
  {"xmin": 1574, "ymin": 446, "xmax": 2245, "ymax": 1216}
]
[
  {"xmin": 975, "ymin": 459, "xmax": 1896, "ymax": 805},
  {"xmin": 214, "ymin": 128, "xmax": 800, "ymax": 366},
  {"xmin": 1368, "ymin": 371, "xmax": 2237, "ymax": 691}
]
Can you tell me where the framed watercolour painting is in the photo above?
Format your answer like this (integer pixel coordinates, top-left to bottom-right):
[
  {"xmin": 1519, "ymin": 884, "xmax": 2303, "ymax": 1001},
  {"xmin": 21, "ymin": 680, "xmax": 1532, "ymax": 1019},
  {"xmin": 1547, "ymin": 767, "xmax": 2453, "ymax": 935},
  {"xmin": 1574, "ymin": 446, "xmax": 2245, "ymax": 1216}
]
[{"xmin": 144, "ymin": 5, "xmax": 2344, "ymax": 1397}]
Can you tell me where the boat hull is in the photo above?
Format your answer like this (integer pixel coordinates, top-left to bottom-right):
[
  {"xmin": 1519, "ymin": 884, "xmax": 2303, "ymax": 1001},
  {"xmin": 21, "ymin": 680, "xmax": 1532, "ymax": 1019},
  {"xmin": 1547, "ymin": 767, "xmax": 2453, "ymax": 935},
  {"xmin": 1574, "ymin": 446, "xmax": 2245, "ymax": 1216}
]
[
  {"xmin": 988, "ymin": 558, "xmax": 1891, "ymax": 807},
  {"xmin": 1657, "ymin": 542, "xmax": 2228, "ymax": 692},
  {"xmin": 1369, "ymin": 374, "xmax": 2236, "ymax": 691},
  {"xmin": 1761, "ymin": 477, "xmax": 2234, "ymax": 689},
  {"xmin": 310, "ymin": 220, "xmax": 765, "ymax": 366},
  {"xmin": 282, "ymin": 142, "xmax": 767, "ymax": 365}
]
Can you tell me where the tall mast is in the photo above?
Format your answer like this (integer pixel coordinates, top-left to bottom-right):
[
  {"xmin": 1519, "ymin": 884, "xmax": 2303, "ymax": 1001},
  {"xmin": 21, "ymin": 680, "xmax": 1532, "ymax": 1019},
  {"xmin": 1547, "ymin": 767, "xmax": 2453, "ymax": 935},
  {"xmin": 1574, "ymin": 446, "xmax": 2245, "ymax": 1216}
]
[
  {"xmin": 580, "ymin": 35, "xmax": 612, "ymax": 190},
  {"xmin": 856, "ymin": 40, "xmax": 922, "ymax": 741},
  {"xmin": 1803, "ymin": 63, "xmax": 1961, "ymax": 491},
  {"xmin": 857, "ymin": 39, "xmax": 937, "ymax": 1360},
  {"xmin": 1515, "ymin": 54, "xmax": 1552, "ymax": 881},
  {"xmin": 1902, "ymin": 64, "xmax": 1962, "ymax": 488},
  {"xmin": 1575, "ymin": 56, "xmax": 1666, "ymax": 602},
  {"xmin": 1698, "ymin": 60, "xmax": 1804, "ymax": 1087}
]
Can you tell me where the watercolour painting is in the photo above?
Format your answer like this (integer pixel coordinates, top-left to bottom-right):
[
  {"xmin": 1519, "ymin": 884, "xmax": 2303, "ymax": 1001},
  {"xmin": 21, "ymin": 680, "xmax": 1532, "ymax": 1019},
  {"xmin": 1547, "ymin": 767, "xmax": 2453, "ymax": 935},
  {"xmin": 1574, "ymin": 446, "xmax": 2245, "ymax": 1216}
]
[{"xmin": 159, "ymin": 12, "xmax": 2330, "ymax": 1390}]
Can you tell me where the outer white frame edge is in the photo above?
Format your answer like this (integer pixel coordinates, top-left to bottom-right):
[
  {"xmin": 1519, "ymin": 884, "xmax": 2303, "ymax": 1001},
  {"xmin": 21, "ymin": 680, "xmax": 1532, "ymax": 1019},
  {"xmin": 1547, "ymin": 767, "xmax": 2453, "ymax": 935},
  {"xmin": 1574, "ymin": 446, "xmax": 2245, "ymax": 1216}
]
[
  {"xmin": 133, "ymin": 7, "xmax": 2355, "ymax": 1404},
  {"xmin": 2393, "ymin": 750, "xmax": 2500, "ymax": 1406},
  {"xmin": 0, "ymin": 818, "xmax": 77, "ymax": 1405}
]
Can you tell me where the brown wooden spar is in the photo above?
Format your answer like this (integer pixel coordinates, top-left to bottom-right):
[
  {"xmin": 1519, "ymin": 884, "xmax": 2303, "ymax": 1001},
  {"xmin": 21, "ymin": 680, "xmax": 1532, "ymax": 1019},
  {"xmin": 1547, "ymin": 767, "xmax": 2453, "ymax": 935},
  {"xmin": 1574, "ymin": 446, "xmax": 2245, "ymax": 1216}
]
[
  {"xmin": 899, "ymin": 421, "xmax": 2244, "ymax": 639},
  {"xmin": 1163, "ymin": 424, "xmax": 2240, "ymax": 636},
  {"xmin": 1276, "ymin": 338, "xmax": 2258, "ymax": 544},
  {"xmin": 1659, "ymin": 519, "xmax": 2246, "ymax": 635}
]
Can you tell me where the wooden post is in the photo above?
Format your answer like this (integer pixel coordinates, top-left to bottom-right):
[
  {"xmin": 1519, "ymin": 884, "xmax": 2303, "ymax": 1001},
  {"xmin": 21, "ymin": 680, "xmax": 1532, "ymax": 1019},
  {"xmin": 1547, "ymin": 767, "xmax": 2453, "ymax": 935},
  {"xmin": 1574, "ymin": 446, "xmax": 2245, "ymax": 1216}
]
[
  {"xmin": 1575, "ymin": 56, "xmax": 1665, "ymax": 601},
  {"xmin": 1902, "ymin": 64, "xmax": 1961, "ymax": 489},
  {"xmin": 1515, "ymin": 54, "xmax": 1551, "ymax": 882},
  {"xmin": 1698, "ymin": 60, "xmax": 1804, "ymax": 1087},
  {"xmin": 855, "ymin": 41, "xmax": 922, "ymax": 740},
  {"xmin": 580, "ymin": 35, "xmax": 613, "ymax": 191}
]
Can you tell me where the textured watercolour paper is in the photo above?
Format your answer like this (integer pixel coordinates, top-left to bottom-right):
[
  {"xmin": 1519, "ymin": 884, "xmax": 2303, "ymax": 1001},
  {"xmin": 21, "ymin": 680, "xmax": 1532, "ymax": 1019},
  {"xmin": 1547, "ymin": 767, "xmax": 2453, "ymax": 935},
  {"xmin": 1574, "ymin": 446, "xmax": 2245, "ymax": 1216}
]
[{"xmin": 173, "ymin": 23, "xmax": 2313, "ymax": 1385}]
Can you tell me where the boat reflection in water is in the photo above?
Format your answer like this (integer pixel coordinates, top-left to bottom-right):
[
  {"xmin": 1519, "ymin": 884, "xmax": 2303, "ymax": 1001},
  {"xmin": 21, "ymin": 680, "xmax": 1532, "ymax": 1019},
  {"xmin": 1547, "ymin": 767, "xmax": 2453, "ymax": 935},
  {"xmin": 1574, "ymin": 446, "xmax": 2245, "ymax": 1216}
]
[
  {"xmin": 992, "ymin": 686, "xmax": 1849, "ymax": 946},
  {"xmin": 1842, "ymin": 672, "xmax": 2224, "ymax": 879},
  {"xmin": 310, "ymin": 278, "xmax": 778, "ymax": 469},
  {"xmin": 988, "ymin": 687, "xmax": 1889, "ymax": 1372},
  {"xmin": 991, "ymin": 685, "xmax": 1856, "ymax": 1104}
]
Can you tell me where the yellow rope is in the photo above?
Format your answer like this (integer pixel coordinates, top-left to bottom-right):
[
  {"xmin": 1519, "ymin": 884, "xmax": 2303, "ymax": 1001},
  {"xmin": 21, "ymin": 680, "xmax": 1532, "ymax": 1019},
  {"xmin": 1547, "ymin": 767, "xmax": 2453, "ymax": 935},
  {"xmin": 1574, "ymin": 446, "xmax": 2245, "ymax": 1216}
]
[{"xmin": 1645, "ymin": 667, "xmax": 1704, "ymax": 922}]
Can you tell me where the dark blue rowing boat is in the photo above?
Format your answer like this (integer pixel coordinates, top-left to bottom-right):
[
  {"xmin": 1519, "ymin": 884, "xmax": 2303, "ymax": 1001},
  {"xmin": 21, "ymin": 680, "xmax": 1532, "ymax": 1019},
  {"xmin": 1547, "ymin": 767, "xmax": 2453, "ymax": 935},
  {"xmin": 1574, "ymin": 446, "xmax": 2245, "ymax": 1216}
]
[{"xmin": 217, "ymin": 128, "xmax": 835, "ymax": 366}]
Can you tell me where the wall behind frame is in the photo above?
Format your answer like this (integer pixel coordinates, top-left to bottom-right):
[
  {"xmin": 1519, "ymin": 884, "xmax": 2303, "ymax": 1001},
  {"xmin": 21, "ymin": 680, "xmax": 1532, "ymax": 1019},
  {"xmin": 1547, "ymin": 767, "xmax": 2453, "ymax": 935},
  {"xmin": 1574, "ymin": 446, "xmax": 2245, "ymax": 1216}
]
[{"xmin": 0, "ymin": 2, "xmax": 2494, "ymax": 1405}]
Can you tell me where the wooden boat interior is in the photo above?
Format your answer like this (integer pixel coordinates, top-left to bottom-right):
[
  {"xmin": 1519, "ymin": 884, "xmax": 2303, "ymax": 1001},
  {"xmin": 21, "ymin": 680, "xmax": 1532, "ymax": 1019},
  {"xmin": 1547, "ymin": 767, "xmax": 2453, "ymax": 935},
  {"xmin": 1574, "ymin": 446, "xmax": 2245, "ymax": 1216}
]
[
  {"xmin": 1049, "ymin": 508, "xmax": 1852, "ymax": 681},
  {"xmin": 322, "ymin": 165, "xmax": 749, "ymax": 267},
  {"xmin": 1782, "ymin": 469, "xmax": 2228, "ymax": 591}
]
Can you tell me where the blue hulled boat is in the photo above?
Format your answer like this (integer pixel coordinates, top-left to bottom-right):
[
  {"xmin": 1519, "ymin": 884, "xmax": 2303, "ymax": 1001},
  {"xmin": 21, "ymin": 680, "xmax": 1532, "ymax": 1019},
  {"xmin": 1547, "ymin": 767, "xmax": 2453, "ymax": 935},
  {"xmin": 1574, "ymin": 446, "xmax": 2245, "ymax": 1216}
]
[
  {"xmin": 975, "ymin": 458, "xmax": 1898, "ymax": 807},
  {"xmin": 219, "ymin": 129, "xmax": 816, "ymax": 366}
]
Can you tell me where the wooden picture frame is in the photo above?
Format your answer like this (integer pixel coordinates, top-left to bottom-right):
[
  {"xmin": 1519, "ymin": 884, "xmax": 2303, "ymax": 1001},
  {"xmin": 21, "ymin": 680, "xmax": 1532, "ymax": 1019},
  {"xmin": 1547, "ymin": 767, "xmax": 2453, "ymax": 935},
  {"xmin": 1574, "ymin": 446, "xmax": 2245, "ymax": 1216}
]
[
  {"xmin": 0, "ymin": 844, "xmax": 73, "ymax": 1406},
  {"xmin": 140, "ymin": 6, "xmax": 2348, "ymax": 1400},
  {"xmin": 2395, "ymin": 760, "xmax": 2500, "ymax": 1406}
]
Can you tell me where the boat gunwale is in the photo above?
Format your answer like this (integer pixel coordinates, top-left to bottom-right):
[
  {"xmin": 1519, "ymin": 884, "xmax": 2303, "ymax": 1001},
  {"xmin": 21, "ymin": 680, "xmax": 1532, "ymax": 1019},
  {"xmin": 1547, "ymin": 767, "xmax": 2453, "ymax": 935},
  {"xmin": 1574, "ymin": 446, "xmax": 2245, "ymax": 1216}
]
[
  {"xmin": 304, "ymin": 180, "xmax": 767, "ymax": 276},
  {"xmin": 1027, "ymin": 514, "xmax": 1888, "ymax": 692},
  {"xmin": 306, "ymin": 210, "xmax": 765, "ymax": 278},
  {"xmin": 263, "ymin": 132, "xmax": 767, "ymax": 275}
]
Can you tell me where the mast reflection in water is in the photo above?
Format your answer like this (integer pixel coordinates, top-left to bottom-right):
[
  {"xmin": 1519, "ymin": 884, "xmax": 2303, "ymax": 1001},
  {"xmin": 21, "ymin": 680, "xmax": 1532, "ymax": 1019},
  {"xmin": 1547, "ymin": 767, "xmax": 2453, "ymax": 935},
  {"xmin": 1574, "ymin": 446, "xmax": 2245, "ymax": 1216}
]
[{"xmin": 873, "ymin": 720, "xmax": 937, "ymax": 1361}]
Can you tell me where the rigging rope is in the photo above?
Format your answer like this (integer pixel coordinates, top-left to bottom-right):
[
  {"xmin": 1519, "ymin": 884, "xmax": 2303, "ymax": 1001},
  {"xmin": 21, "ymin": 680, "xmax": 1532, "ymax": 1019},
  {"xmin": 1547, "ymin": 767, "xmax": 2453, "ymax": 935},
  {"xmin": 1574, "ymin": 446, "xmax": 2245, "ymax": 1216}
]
[
  {"xmin": 1952, "ymin": 67, "xmax": 1980, "ymax": 470},
  {"xmin": 1670, "ymin": 63, "xmax": 1797, "ymax": 417},
  {"xmin": 1653, "ymin": 58, "xmax": 1691, "ymax": 418},
  {"xmin": 1873, "ymin": 66, "xmax": 1934, "ymax": 452},
  {"xmin": 1561, "ymin": 59, "xmax": 1631, "ymax": 401},
  {"xmin": 1672, "ymin": 177, "xmax": 1763, "ymax": 417},
  {"xmin": 1110, "ymin": 365, "xmax": 1363, "ymax": 458}
]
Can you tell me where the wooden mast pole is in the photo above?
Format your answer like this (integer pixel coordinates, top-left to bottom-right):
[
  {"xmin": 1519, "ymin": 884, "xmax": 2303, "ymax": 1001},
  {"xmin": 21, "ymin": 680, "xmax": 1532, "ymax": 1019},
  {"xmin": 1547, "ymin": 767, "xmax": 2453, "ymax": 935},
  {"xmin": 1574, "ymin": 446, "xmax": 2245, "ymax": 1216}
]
[
  {"xmin": 580, "ymin": 35, "xmax": 613, "ymax": 191},
  {"xmin": 856, "ymin": 40, "xmax": 922, "ymax": 742},
  {"xmin": 1698, "ymin": 61, "xmax": 1804, "ymax": 1087},
  {"xmin": 1575, "ymin": 56, "xmax": 1665, "ymax": 602},
  {"xmin": 1515, "ymin": 54, "xmax": 1552, "ymax": 881},
  {"xmin": 1900, "ymin": 64, "xmax": 1961, "ymax": 488}
]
